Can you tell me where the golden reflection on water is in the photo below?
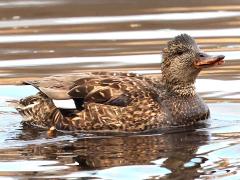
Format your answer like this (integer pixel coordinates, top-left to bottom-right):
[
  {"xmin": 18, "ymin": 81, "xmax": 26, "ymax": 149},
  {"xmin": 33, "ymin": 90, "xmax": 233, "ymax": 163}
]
[{"xmin": 0, "ymin": 0, "xmax": 240, "ymax": 179}]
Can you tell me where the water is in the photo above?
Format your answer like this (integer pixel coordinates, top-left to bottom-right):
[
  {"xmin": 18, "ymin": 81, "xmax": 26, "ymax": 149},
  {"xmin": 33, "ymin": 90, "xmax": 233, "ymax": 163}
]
[{"xmin": 0, "ymin": 0, "xmax": 240, "ymax": 179}]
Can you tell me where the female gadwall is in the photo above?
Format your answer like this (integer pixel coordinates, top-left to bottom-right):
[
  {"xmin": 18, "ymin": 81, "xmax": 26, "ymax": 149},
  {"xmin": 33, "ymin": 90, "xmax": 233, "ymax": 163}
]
[{"xmin": 16, "ymin": 34, "xmax": 225, "ymax": 132}]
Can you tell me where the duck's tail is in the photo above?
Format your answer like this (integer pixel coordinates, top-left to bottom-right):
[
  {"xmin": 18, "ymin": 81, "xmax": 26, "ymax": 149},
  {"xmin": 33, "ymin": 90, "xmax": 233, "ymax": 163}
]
[{"xmin": 15, "ymin": 92, "xmax": 71, "ymax": 130}]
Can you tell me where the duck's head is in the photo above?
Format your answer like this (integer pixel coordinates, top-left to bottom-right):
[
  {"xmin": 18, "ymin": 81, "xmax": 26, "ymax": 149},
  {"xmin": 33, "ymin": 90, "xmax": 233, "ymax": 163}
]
[{"xmin": 161, "ymin": 34, "xmax": 225, "ymax": 87}]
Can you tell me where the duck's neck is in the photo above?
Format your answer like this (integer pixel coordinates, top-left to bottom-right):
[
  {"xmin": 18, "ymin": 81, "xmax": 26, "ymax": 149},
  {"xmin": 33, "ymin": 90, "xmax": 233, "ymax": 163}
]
[
  {"xmin": 162, "ymin": 77, "xmax": 196, "ymax": 97},
  {"xmin": 166, "ymin": 83, "xmax": 196, "ymax": 96},
  {"xmin": 160, "ymin": 62, "xmax": 198, "ymax": 97}
]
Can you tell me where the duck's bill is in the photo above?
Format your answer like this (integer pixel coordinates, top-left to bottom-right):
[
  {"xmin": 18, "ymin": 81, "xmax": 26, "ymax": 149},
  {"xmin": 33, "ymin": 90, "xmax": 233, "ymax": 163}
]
[{"xmin": 194, "ymin": 54, "xmax": 225, "ymax": 68}]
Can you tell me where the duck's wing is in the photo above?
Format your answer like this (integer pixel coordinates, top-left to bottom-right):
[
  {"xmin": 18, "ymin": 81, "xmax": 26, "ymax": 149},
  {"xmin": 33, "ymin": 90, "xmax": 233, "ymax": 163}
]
[
  {"xmin": 66, "ymin": 73, "xmax": 164, "ymax": 131},
  {"xmin": 68, "ymin": 72, "xmax": 147, "ymax": 107},
  {"xmin": 22, "ymin": 72, "xmax": 143, "ymax": 101},
  {"xmin": 23, "ymin": 74, "xmax": 92, "ymax": 100}
]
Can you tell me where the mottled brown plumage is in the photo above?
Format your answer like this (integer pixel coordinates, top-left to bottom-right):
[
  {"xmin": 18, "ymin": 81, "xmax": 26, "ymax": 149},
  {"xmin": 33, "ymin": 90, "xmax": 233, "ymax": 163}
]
[{"xmin": 16, "ymin": 34, "xmax": 225, "ymax": 132}]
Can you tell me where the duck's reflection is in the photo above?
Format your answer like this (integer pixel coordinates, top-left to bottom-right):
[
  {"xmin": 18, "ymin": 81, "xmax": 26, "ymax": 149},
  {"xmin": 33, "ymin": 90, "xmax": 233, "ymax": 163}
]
[{"xmin": 15, "ymin": 123, "xmax": 210, "ymax": 178}]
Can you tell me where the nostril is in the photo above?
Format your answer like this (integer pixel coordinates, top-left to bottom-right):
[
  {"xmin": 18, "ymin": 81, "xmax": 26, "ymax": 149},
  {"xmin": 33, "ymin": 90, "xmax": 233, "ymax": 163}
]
[
  {"xmin": 217, "ymin": 55, "xmax": 225, "ymax": 60},
  {"xmin": 199, "ymin": 53, "xmax": 205, "ymax": 58}
]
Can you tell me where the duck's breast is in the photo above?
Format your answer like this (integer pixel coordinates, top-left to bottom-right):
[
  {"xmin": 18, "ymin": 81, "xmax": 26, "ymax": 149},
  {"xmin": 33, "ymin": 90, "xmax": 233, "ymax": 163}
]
[{"xmin": 163, "ymin": 95, "xmax": 209, "ymax": 126}]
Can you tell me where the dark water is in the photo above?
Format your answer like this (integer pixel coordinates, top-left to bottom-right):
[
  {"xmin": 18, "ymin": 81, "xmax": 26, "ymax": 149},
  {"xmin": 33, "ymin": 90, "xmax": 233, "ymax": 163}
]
[{"xmin": 0, "ymin": 0, "xmax": 240, "ymax": 179}]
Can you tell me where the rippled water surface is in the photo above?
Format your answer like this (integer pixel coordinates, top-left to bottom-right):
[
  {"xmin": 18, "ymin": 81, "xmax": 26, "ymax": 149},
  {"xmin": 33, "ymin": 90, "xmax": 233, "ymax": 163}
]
[{"xmin": 0, "ymin": 0, "xmax": 240, "ymax": 179}]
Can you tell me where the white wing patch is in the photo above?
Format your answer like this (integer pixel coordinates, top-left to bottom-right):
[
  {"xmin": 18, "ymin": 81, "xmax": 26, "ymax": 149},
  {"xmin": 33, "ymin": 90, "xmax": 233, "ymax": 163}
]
[{"xmin": 52, "ymin": 99, "xmax": 76, "ymax": 109}]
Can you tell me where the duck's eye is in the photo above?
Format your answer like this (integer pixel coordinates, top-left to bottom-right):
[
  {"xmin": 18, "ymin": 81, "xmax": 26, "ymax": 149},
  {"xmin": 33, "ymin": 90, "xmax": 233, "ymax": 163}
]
[{"xmin": 177, "ymin": 51, "xmax": 183, "ymax": 56}]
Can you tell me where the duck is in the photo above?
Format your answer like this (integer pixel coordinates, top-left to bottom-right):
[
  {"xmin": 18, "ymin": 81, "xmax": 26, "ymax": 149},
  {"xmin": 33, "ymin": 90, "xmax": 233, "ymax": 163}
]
[{"xmin": 16, "ymin": 34, "xmax": 225, "ymax": 132}]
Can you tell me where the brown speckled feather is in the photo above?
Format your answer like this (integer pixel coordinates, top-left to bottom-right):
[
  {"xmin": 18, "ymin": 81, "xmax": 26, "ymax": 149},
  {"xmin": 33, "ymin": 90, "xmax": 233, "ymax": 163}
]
[
  {"xmin": 17, "ymin": 72, "xmax": 171, "ymax": 132},
  {"xmin": 16, "ymin": 71, "xmax": 210, "ymax": 132},
  {"xmin": 65, "ymin": 72, "xmax": 168, "ymax": 131}
]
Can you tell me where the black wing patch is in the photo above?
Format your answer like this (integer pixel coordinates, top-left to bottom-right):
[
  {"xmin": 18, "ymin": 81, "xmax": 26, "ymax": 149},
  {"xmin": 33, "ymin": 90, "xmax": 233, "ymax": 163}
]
[{"xmin": 106, "ymin": 94, "xmax": 132, "ymax": 107}]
